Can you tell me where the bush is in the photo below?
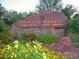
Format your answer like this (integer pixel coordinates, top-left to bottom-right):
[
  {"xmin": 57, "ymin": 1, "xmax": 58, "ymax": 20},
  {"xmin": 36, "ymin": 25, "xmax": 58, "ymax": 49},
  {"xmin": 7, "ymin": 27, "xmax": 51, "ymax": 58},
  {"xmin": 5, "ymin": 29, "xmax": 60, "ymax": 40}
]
[
  {"xmin": 27, "ymin": 32, "xmax": 37, "ymax": 41},
  {"xmin": 65, "ymin": 16, "xmax": 79, "ymax": 35},
  {"xmin": 73, "ymin": 42, "xmax": 79, "ymax": 48},
  {"xmin": 67, "ymin": 33, "xmax": 79, "ymax": 48},
  {"xmin": 0, "ymin": 32, "xmax": 11, "ymax": 44},
  {"xmin": 68, "ymin": 33, "xmax": 79, "ymax": 42},
  {"xmin": 11, "ymin": 32, "xmax": 37, "ymax": 43},
  {"xmin": 37, "ymin": 34, "xmax": 58, "ymax": 44}
]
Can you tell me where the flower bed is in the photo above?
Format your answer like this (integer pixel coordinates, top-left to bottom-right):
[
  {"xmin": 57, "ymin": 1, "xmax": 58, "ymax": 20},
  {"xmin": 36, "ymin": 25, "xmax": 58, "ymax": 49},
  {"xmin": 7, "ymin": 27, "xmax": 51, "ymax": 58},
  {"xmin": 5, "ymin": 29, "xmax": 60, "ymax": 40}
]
[
  {"xmin": 0, "ymin": 32, "xmax": 77, "ymax": 59},
  {"xmin": 0, "ymin": 40, "xmax": 67, "ymax": 59}
]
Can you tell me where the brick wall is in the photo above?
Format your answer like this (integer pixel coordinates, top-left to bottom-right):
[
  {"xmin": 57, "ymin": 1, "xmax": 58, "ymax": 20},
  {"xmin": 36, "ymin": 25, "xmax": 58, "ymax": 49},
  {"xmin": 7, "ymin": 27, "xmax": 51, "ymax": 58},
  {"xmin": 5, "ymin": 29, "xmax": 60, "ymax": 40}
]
[{"xmin": 11, "ymin": 24, "xmax": 64, "ymax": 37}]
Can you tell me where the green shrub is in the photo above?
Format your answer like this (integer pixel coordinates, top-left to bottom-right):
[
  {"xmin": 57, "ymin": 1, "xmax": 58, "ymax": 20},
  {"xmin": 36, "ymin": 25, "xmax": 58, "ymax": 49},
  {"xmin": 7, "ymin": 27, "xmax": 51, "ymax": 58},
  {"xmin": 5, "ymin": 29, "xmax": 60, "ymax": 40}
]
[
  {"xmin": 65, "ymin": 16, "xmax": 79, "ymax": 35},
  {"xmin": 67, "ymin": 33, "xmax": 79, "ymax": 48},
  {"xmin": 68, "ymin": 33, "xmax": 79, "ymax": 42},
  {"xmin": 73, "ymin": 42, "xmax": 79, "ymax": 48},
  {"xmin": 0, "ymin": 32, "xmax": 11, "ymax": 44},
  {"xmin": 37, "ymin": 34, "xmax": 58, "ymax": 44}
]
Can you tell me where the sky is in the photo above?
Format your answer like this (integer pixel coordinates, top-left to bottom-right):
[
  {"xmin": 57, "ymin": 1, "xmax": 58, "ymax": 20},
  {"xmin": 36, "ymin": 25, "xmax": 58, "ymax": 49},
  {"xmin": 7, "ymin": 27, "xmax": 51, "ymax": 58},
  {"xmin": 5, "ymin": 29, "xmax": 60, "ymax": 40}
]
[
  {"xmin": 0, "ymin": 0, "xmax": 79, "ymax": 12},
  {"xmin": 0, "ymin": 0, "xmax": 39, "ymax": 12}
]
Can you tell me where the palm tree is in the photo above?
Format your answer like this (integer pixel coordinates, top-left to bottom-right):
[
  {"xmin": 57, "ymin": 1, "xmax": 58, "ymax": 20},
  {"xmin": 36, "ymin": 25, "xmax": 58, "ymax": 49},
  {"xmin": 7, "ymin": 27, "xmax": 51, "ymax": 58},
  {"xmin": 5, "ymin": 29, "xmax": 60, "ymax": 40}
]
[
  {"xmin": 62, "ymin": 4, "xmax": 77, "ymax": 19},
  {"xmin": 36, "ymin": 0, "xmax": 62, "ymax": 12}
]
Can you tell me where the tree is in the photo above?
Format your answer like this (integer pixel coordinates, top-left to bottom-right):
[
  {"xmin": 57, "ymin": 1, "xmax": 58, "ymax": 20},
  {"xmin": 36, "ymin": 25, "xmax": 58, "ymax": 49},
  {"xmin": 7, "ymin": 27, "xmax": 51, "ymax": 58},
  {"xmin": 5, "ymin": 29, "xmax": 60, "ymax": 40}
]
[
  {"xmin": 65, "ymin": 14, "xmax": 79, "ymax": 35},
  {"xmin": 27, "ymin": 12, "xmax": 37, "ymax": 17},
  {"xmin": 62, "ymin": 4, "xmax": 77, "ymax": 19},
  {"xmin": 36, "ymin": 0, "xmax": 62, "ymax": 12},
  {"xmin": 62, "ymin": 4, "xmax": 77, "ymax": 36},
  {"xmin": 3, "ymin": 10, "xmax": 28, "ymax": 25},
  {"xmin": 0, "ymin": 4, "xmax": 5, "ymax": 17},
  {"xmin": 0, "ymin": 4, "xmax": 10, "ymax": 32},
  {"xmin": 36, "ymin": 0, "xmax": 76, "ymax": 19}
]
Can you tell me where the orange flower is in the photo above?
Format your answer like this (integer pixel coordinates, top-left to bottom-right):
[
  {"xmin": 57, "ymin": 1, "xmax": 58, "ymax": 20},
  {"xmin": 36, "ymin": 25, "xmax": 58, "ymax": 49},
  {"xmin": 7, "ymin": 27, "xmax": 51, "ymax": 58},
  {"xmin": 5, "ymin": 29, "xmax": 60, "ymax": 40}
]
[{"xmin": 0, "ymin": 54, "xmax": 4, "ymax": 58}]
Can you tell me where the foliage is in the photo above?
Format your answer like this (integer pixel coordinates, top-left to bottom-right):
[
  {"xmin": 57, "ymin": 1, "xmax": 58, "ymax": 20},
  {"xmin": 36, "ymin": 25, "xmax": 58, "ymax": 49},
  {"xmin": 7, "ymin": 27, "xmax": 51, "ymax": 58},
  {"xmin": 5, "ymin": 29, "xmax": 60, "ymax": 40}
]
[
  {"xmin": 64, "ymin": 13, "xmax": 79, "ymax": 48},
  {"xmin": 37, "ymin": 34, "xmax": 58, "ymax": 44},
  {"xmin": 73, "ymin": 42, "xmax": 79, "ymax": 48},
  {"xmin": 65, "ymin": 15, "xmax": 79, "ymax": 35},
  {"xmin": 0, "ymin": 4, "xmax": 5, "ymax": 17},
  {"xmin": 26, "ymin": 32, "xmax": 37, "ymax": 41},
  {"xmin": 68, "ymin": 33, "xmax": 79, "ymax": 42},
  {"xmin": 64, "ymin": 15, "xmax": 79, "ymax": 48},
  {"xmin": 0, "ymin": 40, "xmax": 67, "ymax": 59},
  {"xmin": 0, "ymin": 33, "xmax": 77, "ymax": 59},
  {"xmin": 0, "ymin": 32, "xmax": 58, "ymax": 45},
  {"xmin": 0, "ymin": 4, "xmax": 10, "ymax": 32},
  {"xmin": 18, "ymin": 33, "xmax": 58, "ymax": 44},
  {"xmin": 62, "ymin": 4, "xmax": 76, "ymax": 18},
  {"xmin": 27, "ymin": 12, "xmax": 37, "ymax": 17},
  {"xmin": 0, "ymin": 32, "xmax": 11, "ymax": 44},
  {"xmin": 36, "ymin": 0, "xmax": 62, "ymax": 12},
  {"xmin": 67, "ymin": 33, "xmax": 79, "ymax": 48},
  {"xmin": 0, "ymin": 20, "xmax": 11, "ymax": 32},
  {"xmin": 16, "ymin": 32, "xmax": 37, "ymax": 43},
  {"xmin": 3, "ymin": 11, "xmax": 27, "ymax": 25}
]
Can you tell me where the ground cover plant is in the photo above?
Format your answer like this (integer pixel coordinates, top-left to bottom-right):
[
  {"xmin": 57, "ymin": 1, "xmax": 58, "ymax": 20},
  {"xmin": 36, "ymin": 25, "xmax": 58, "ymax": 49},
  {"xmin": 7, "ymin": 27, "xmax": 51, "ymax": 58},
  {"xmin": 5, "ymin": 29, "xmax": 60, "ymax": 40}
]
[
  {"xmin": 0, "ymin": 40, "xmax": 67, "ymax": 59},
  {"xmin": 37, "ymin": 34, "xmax": 58, "ymax": 44}
]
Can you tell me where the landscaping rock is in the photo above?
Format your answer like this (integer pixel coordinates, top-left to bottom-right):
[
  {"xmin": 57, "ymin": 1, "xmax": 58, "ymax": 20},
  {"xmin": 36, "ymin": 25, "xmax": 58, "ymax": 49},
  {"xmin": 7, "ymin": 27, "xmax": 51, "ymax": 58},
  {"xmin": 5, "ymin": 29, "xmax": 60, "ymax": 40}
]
[
  {"xmin": 53, "ymin": 37, "xmax": 75, "ymax": 53},
  {"xmin": 44, "ymin": 37, "xmax": 77, "ymax": 59}
]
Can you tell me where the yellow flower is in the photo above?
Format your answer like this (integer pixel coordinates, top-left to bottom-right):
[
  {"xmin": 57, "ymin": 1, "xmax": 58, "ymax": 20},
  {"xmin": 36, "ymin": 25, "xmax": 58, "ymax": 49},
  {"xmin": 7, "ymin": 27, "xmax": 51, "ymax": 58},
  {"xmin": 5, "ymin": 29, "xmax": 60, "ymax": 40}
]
[
  {"xmin": 14, "ymin": 44, "xmax": 18, "ymax": 48},
  {"xmin": 26, "ymin": 43, "xmax": 29, "ymax": 47},
  {"xmin": 35, "ymin": 50, "xmax": 38, "ymax": 53},
  {"xmin": 37, "ymin": 44, "xmax": 42, "ymax": 48},
  {"xmin": 14, "ymin": 40, "xmax": 19, "ymax": 44},
  {"xmin": 43, "ymin": 52, "xmax": 46, "ymax": 59},
  {"xmin": 4, "ymin": 45, "xmax": 12, "ymax": 51},
  {"xmin": 11, "ymin": 53, "xmax": 17, "ymax": 58},
  {"xmin": 53, "ymin": 55, "xmax": 57, "ymax": 59},
  {"xmin": 33, "ymin": 45, "xmax": 37, "ymax": 49}
]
